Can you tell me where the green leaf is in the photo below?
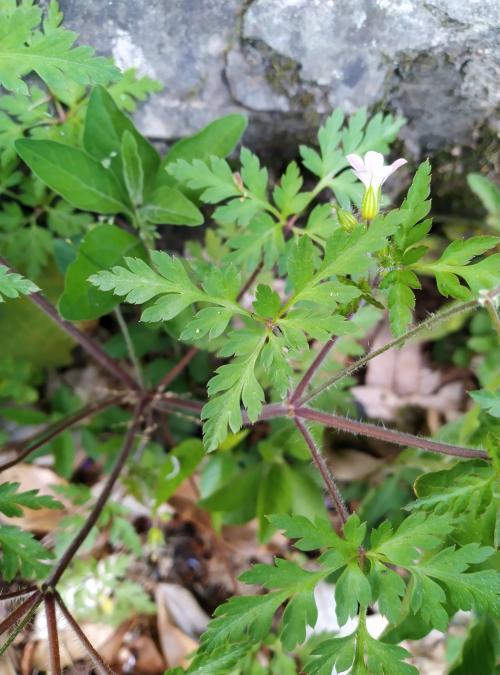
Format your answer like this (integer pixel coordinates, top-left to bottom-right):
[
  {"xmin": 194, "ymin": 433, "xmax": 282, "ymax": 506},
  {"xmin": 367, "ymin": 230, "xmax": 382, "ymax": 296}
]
[
  {"xmin": 273, "ymin": 161, "xmax": 310, "ymax": 217},
  {"xmin": 83, "ymin": 86, "xmax": 160, "ymax": 195},
  {"xmin": 469, "ymin": 389, "xmax": 500, "ymax": 417},
  {"xmin": 167, "ymin": 156, "xmax": 240, "ymax": 203},
  {"xmin": 0, "ymin": 482, "xmax": 62, "ymax": 517},
  {"xmin": 0, "ymin": 264, "xmax": 39, "ymax": 302},
  {"xmin": 419, "ymin": 236, "xmax": 500, "ymax": 299},
  {"xmin": 371, "ymin": 512, "xmax": 452, "ymax": 566},
  {"xmin": 335, "ymin": 562, "xmax": 372, "ymax": 626},
  {"xmin": 202, "ymin": 328, "xmax": 266, "ymax": 451},
  {"xmin": 121, "ymin": 130, "xmax": 144, "ymax": 205},
  {"xmin": 0, "ymin": 524, "xmax": 54, "ymax": 581},
  {"xmin": 59, "ymin": 224, "xmax": 147, "ymax": 320},
  {"xmin": 0, "ymin": 1, "xmax": 120, "ymax": 95},
  {"xmin": 448, "ymin": 615, "xmax": 499, "ymax": 675},
  {"xmin": 319, "ymin": 216, "xmax": 399, "ymax": 282},
  {"xmin": 411, "ymin": 544, "xmax": 500, "ymax": 627},
  {"xmin": 139, "ymin": 186, "xmax": 203, "ymax": 226},
  {"xmin": 253, "ymin": 284, "xmax": 281, "ymax": 319},
  {"xmin": 108, "ymin": 67, "xmax": 163, "ymax": 113},
  {"xmin": 88, "ymin": 251, "xmax": 205, "ymax": 321},
  {"xmin": 256, "ymin": 463, "xmax": 293, "ymax": 541},
  {"xmin": 364, "ymin": 633, "xmax": 417, "ymax": 675},
  {"xmin": 287, "ymin": 236, "xmax": 316, "ymax": 293},
  {"xmin": 163, "ymin": 114, "xmax": 247, "ymax": 167},
  {"xmin": 153, "ymin": 439, "xmax": 204, "ymax": 504},
  {"xmin": 306, "ymin": 634, "xmax": 356, "ymax": 675},
  {"xmin": 15, "ymin": 139, "xmax": 130, "ymax": 214},
  {"xmin": 270, "ymin": 512, "xmax": 351, "ymax": 553},
  {"xmin": 468, "ymin": 173, "xmax": 500, "ymax": 230},
  {"xmin": 199, "ymin": 590, "xmax": 287, "ymax": 653}
]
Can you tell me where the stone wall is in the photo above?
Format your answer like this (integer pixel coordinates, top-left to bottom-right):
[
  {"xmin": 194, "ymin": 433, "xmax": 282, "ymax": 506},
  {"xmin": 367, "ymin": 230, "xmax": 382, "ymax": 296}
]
[{"xmin": 58, "ymin": 0, "xmax": 499, "ymax": 153}]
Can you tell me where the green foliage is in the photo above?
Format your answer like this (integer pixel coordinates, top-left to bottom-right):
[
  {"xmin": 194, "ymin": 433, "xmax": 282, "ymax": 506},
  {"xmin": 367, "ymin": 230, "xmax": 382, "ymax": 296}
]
[
  {"xmin": 0, "ymin": 263, "xmax": 38, "ymax": 301},
  {"xmin": 59, "ymin": 554, "xmax": 155, "ymax": 627},
  {"xmin": 0, "ymin": 0, "xmax": 120, "ymax": 96},
  {"xmin": 468, "ymin": 173, "xmax": 500, "ymax": 231},
  {"xmin": 0, "ymin": 14, "xmax": 499, "ymax": 670},
  {"xmin": 0, "ymin": 481, "xmax": 61, "ymax": 581},
  {"xmin": 59, "ymin": 224, "xmax": 147, "ymax": 320}
]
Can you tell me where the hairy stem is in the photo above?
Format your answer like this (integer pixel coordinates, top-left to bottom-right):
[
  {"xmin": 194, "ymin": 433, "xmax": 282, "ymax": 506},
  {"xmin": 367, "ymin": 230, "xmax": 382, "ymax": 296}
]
[
  {"xmin": 298, "ymin": 295, "xmax": 489, "ymax": 405},
  {"xmin": 295, "ymin": 406, "xmax": 489, "ymax": 459},
  {"xmin": 0, "ymin": 590, "xmax": 41, "ymax": 637},
  {"xmin": 45, "ymin": 401, "xmax": 146, "ymax": 587},
  {"xmin": 0, "ymin": 592, "xmax": 42, "ymax": 657},
  {"xmin": 0, "ymin": 394, "xmax": 126, "ymax": 473},
  {"xmin": 55, "ymin": 592, "xmax": 115, "ymax": 675},
  {"xmin": 0, "ymin": 586, "xmax": 37, "ymax": 601},
  {"xmin": 45, "ymin": 594, "xmax": 62, "ymax": 675},
  {"xmin": 290, "ymin": 334, "xmax": 343, "ymax": 404},
  {"xmin": 0, "ymin": 257, "xmax": 141, "ymax": 392},
  {"xmin": 114, "ymin": 306, "xmax": 144, "ymax": 386},
  {"xmin": 294, "ymin": 418, "xmax": 349, "ymax": 526}
]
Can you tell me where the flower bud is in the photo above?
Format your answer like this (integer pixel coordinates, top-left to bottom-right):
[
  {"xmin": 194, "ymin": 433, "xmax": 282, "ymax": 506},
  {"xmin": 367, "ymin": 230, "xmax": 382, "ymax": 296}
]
[
  {"xmin": 361, "ymin": 186, "xmax": 379, "ymax": 221},
  {"xmin": 335, "ymin": 207, "xmax": 357, "ymax": 232}
]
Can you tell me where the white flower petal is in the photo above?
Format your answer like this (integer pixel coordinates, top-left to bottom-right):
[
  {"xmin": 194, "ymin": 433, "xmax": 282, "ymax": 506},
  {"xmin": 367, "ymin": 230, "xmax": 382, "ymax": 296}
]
[
  {"xmin": 346, "ymin": 153, "xmax": 371, "ymax": 188},
  {"xmin": 363, "ymin": 151, "xmax": 385, "ymax": 175},
  {"xmin": 380, "ymin": 158, "xmax": 408, "ymax": 184}
]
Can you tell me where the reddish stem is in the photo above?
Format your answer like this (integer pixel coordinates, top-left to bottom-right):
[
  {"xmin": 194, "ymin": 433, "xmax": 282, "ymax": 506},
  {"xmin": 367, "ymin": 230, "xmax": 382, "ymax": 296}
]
[
  {"xmin": 0, "ymin": 586, "xmax": 37, "ymax": 601},
  {"xmin": 45, "ymin": 400, "xmax": 146, "ymax": 587},
  {"xmin": 295, "ymin": 418, "xmax": 349, "ymax": 526},
  {"xmin": 45, "ymin": 594, "xmax": 62, "ymax": 675},
  {"xmin": 54, "ymin": 592, "xmax": 115, "ymax": 675},
  {"xmin": 295, "ymin": 406, "xmax": 489, "ymax": 459},
  {"xmin": 0, "ymin": 591, "xmax": 41, "ymax": 636},
  {"xmin": 0, "ymin": 394, "xmax": 126, "ymax": 473}
]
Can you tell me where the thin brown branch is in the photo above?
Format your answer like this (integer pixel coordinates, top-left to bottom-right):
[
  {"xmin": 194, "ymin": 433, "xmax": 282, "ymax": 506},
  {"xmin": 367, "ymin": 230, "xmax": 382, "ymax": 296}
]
[
  {"xmin": 0, "ymin": 257, "xmax": 141, "ymax": 392},
  {"xmin": 295, "ymin": 406, "xmax": 489, "ymax": 459},
  {"xmin": 0, "ymin": 394, "xmax": 127, "ymax": 473},
  {"xmin": 54, "ymin": 592, "xmax": 115, "ymax": 675},
  {"xmin": 45, "ymin": 400, "xmax": 146, "ymax": 587},
  {"xmin": 45, "ymin": 594, "xmax": 62, "ymax": 675},
  {"xmin": 294, "ymin": 418, "xmax": 349, "ymax": 526},
  {"xmin": 156, "ymin": 346, "xmax": 198, "ymax": 392},
  {"xmin": 289, "ymin": 335, "xmax": 342, "ymax": 405}
]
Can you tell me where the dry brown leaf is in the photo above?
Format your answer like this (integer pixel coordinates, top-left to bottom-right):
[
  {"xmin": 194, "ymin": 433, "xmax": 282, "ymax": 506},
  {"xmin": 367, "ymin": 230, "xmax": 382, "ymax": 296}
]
[
  {"xmin": 354, "ymin": 324, "xmax": 462, "ymax": 422},
  {"xmin": 155, "ymin": 585, "xmax": 198, "ymax": 669},
  {"xmin": 126, "ymin": 634, "xmax": 165, "ymax": 674}
]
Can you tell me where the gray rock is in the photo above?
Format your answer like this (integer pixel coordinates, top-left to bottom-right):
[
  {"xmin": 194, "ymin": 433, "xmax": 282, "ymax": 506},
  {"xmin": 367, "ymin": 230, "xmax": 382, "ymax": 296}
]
[{"xmin": 57, "ymin": 0, "xmax": 499, "ymax": 152}]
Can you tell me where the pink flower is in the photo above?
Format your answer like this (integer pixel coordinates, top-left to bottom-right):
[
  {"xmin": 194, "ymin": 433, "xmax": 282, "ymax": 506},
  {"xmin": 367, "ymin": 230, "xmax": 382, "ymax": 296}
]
[{"xmin": 346, "ymin": 151, "xmax": 407, "ymax": 191}]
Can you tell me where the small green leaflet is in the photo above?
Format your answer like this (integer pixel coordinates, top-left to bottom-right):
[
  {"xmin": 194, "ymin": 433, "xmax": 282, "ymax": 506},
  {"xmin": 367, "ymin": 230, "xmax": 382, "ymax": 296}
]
[
  {"xmin": 200, "ymin": 558, "xmax": 324, "ymax": 654},
  {"xmin": 306, "ymin": 628, "xmax": 417, "ymax": 675},
  {"xmin": 0, "ymin": 482, "xmax": 62, "ymax": 517},
  {"xmin": 417, "ymin": 236, "xmax": 500, "ymax": 300},
  {"xmin": 469, "ymin": 389, "xmax": 500, "ymax": 418},
  {"xmin": 0, "ymin": 264, "xmax": 39, "ymax": 302},
  {"xmin": 0, "ymin": 524, "xmax": 55, "ymax": 581},
  {"xmin": 0, "ymin": 0, "xmax": 120, "ymax": 95},
  {"xmin": 382, "ymin": 161, "xmax": 431, "ymax": 335}
]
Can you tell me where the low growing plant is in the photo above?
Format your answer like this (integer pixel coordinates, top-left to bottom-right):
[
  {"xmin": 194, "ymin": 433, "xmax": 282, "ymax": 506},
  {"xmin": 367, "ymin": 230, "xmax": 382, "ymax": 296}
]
[{"xmin": 0, "ymin": 2, "xmax": 499, "ymax": 673}]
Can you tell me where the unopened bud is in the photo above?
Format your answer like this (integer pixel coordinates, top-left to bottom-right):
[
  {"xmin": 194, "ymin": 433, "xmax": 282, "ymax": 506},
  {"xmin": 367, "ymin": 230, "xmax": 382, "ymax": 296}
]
[
  {"xmin": 336, "ymin": 207, "xmax": 357, "ymax": 232},
  {"xmin": 361, "ymin": 186, "xmax": 379, "ymax": 221}
]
